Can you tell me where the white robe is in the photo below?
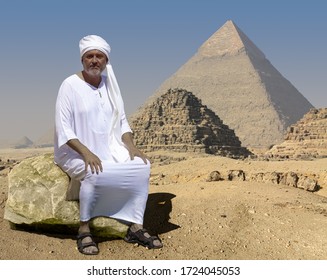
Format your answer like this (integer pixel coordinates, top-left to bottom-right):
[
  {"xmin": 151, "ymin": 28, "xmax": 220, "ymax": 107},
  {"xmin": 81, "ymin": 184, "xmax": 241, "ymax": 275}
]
[{"xmin": 54, "ymin": 74, "xmax": 150, "ymax": 224}]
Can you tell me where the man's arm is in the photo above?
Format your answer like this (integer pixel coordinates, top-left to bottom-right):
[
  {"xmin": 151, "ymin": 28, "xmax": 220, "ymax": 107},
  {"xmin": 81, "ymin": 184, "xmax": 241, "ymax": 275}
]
[
  {"xmin": 67, "ymin": 139, "xmax": 103, "ymax": 174},
  {"xmin": 122, "ymin": 132, "xmax": 148, "ymax": 164}
]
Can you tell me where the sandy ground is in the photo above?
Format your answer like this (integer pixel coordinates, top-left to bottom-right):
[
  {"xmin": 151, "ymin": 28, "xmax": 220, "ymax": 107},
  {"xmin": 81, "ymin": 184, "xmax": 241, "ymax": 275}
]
[{"xmin": 0, "ymin": 147, "xmax": 327, "ymax": 260}]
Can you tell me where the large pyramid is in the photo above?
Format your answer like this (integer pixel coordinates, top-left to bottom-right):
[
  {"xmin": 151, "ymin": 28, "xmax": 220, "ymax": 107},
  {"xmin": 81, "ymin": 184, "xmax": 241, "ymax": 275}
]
[
  {"xmin": 132, "ymin": 20, "xmax": 313, "ymax": 148},
  {"xmin": 131, "ymin": 88, "xmax": 251, "ymax": 158}
]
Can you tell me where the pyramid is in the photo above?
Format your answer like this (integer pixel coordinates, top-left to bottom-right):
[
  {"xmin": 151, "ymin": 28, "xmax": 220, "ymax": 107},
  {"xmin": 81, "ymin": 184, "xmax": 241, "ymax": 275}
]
[
  {"xmin": 265, "ymin": 108, "xmax": 327, "ymax": 159},
  {"xmin": 12, "ymin": 136, "xmax": 33, "ymax": 149},
  {"xmin": 132, "ymin": 20, "xmax": 314, "ymax": 148},
  {"xmin": 34, "ymin": 127, "xmax": 54, "ymax": 148},
  {"xmin": 131, "ymin": 88, "xmax": 252, "ymax": 158}
]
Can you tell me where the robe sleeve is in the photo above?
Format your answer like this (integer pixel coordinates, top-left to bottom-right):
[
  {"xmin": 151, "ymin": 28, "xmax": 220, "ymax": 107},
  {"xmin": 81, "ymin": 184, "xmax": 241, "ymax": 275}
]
[
  {"xmin": 120, "ymin": 109, "xmax": 132, "ymax": 135},
  {"xmin": 55, "ymin": 81, "xmax": 78, "ymax": 148}
]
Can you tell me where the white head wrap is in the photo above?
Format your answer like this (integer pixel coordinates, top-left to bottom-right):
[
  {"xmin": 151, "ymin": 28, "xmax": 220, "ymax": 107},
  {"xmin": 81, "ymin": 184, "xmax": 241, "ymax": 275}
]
[
  {"xmin": 79, "ymin": 35, "xmax": 111, "ymax": 60},
  {"xmin": 79, "ymin": 35, "xmax": 123, "ymax": 132}
]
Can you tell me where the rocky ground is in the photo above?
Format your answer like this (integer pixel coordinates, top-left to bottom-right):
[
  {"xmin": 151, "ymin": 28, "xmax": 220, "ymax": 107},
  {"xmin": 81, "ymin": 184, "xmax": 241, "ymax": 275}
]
[{"xmin": 0, "ymin": 147, "xmax": 327, "ymax": 260}]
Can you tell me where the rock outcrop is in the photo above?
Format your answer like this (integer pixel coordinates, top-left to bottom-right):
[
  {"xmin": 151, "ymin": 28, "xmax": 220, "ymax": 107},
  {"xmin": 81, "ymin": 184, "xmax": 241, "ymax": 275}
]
[
  {"xmin": 266, "ymin": 108, "xmax": 327, "ymax": 159},
  {"xmin": 4, "ymin": 154, "xmax": 128, "ymax": 238},
  {"xmin": 132, "ymin": 20, "xmax": 313, "ymax": 148},
  {"xmin": 131, "ymin": 88, "xmax": 252, "ymax": 158}
]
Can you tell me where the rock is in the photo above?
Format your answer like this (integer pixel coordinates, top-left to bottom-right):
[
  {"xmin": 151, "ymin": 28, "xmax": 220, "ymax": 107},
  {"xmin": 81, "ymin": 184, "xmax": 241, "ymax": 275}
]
[
  {"xmin": 280, "ymin": 172, "xmax": 298, "ymax": 187},
  {"xmin": 297, "ymin": 175, "xmax": 319, "ymax": 192},
  {"xmin": 4, "ymin": 153, "xmax": 128, "ymax": 238},
  {"xmin": 206, "ymin": 171, "xmax": 222, "ymax": 182},
  {"xmin": 228, "ymin": 170, "xmax": 245, "ymax": 181}
]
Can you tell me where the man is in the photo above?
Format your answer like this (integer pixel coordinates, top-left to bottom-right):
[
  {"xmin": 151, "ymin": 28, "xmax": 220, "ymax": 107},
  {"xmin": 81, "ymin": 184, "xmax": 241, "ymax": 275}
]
[{"xmin": 54, "ymin": 35, "xmax": 162, "ymax": 255}]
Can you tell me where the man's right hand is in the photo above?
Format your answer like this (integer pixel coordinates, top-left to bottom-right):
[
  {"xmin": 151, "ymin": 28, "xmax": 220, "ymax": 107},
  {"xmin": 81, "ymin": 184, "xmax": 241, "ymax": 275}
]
[{"xmin": 82, "ymin": 150, "xmax": 103, "ymax": 174}]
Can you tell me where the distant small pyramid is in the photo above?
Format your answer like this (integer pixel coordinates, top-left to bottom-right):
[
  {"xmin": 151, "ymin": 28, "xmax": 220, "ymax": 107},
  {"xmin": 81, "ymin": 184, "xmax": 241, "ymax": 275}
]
[
  {"xmin": 34, "ymin": 127, "xmax": 54, "ymax": 148},
  {"xmin": 131, "ymin": 88, "xmax": 252, "ymax": 158},
  {"xmin": 132, "ymin": 20, "xmax": 314, "ymax": 148},
  {"xmin": 12, "ymin": 136, "xmax": 33, "ymax": 149},
  {"xmin": 266, "ymin": 108, "xmax": 327, "ymax": 159}
]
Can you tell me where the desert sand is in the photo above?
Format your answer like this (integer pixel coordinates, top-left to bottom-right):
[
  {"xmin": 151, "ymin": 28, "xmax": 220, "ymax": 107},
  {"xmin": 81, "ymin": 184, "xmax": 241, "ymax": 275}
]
[{"xmin": 0, "ymin": 147, "xmax": 327, "ymax": 260}]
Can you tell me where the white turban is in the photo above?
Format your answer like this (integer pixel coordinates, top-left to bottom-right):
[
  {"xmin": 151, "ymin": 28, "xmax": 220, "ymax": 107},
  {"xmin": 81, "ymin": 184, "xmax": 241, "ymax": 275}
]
[{"xmin": 79, "ymin": 35, "xmax": 111, "ymax": 60}]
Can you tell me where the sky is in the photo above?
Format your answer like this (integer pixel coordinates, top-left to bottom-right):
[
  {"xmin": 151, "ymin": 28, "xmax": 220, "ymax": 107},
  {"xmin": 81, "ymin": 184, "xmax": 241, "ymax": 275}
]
[{"xmin": 0, "ymin": 0, "xmax": 326, "ymax": 142}]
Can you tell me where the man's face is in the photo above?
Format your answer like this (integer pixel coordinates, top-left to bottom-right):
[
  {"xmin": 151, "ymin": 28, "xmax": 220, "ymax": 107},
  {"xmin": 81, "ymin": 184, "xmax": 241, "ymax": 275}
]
[{"xmin": 82, "ymin": 49, "xmax": 108, "ymax": 77}]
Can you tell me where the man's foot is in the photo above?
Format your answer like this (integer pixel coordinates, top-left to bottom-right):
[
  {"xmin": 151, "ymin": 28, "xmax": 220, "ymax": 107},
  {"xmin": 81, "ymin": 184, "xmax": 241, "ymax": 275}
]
[
  {"xmin": 124, "ymin": 227, "xmax": 163, "ymax": 249},
  {"xmin": 76, "ymin": 232, "xmax": 99, "ymax": 255}
]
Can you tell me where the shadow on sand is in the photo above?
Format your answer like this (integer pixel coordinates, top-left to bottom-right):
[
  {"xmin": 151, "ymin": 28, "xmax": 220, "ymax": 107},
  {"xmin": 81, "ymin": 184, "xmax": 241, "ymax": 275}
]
[{"xmin": 143, "ymin": 192, "xmax": 180, "ymax": 235}]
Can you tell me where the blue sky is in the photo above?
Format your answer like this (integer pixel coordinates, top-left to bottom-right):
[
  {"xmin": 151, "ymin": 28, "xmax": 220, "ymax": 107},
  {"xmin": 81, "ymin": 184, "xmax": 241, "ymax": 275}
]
[{"xmin": 0, "ymin": 0, "xmax": 326, "ymax": 141}]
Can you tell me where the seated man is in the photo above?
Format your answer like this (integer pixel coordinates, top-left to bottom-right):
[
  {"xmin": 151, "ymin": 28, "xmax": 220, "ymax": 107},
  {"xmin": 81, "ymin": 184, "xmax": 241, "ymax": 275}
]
[{"xmin": 54, "ymin": 35, "xmax": 162, "ymax": 255}]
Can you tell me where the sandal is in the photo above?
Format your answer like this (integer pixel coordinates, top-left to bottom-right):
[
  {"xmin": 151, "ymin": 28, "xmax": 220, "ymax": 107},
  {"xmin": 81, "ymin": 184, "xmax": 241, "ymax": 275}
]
[
  {"xmin": 124, "ymin": 228, "xmax": 163, "ymax": 249},
  {"xmin": 76, "ymin": 232, "xmax": 99, "ymax": 255}
]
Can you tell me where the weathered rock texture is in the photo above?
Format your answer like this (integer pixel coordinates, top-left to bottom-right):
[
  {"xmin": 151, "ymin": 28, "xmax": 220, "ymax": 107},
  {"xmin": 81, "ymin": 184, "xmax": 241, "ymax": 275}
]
[
  {"xmin": 131, "ymin": 88, "xmax": 251, "ymax": 158},
  {"xmin": 131, "ymin": 20, "xmax": 313, "ymax": 148},
  {"xmin": 4, "ymin": 154, "xmax": 128, "ymax": 238},
  {"xmin": 266, "ymin": 108, "xmax": 327, "ymax": 159}
]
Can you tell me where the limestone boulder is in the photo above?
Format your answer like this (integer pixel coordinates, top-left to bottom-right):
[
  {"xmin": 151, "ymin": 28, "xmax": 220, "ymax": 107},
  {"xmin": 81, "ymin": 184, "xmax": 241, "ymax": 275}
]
[{"xmin": 4, "ymin": 153, "xmax": 128, "ymax": 238}]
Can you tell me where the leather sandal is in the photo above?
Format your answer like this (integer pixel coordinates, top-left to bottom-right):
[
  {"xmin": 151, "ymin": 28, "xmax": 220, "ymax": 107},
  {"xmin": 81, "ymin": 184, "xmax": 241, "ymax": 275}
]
[
  {"xmin": 76, "ymin": 232, "xmax": 99, "ymax": 255},
  {"xmin": 124, "ymin": 228, "xmax": 163, "ymax": 249}
]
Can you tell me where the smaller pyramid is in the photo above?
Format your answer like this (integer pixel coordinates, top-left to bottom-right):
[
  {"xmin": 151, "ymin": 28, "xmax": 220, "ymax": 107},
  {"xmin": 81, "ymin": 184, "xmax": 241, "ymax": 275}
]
[
  {"xmin": 266, "ymin": 108, "xmax": 327, "ymax": 159},
  {"xmin": 131, "ymin": 88, "xmax": 251, "ymax": 158},
  {"xmin": 12, "ymin": 136, "xmax": 33, "ymax": 149},
  {"xmin": 34, "ymin": 128, "xmax": 54, "ymax": 148}
]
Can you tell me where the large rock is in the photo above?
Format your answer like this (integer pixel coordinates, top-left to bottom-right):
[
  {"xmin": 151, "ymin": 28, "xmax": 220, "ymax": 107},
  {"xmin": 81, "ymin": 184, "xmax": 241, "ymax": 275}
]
[{"xmin": 4, "ymin": 153, "xmax": 128, "ymax": 238}]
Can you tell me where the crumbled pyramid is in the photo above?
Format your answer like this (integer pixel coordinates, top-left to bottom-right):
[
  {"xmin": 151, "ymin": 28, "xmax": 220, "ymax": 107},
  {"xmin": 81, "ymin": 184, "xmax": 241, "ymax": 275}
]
[
  {"xmin": 131, "ymin": 88, "xmax": 252, "ymax": 158},
  {"xmin": 266, "ymin": 108, "xmax": 327, "ymax": 159},
  {"xmin": 133, "ymin": 20, "xmax": 313, "ymax": 148}
]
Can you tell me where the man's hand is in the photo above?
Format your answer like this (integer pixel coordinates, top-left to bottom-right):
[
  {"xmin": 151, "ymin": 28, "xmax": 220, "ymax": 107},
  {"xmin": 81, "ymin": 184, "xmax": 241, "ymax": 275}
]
[
  {"xmin": 127, "ymin": 146, "xmax": 149, "ymax": 164},
  {"xmin": 82, "ymin": 150, "xmax": 103, "ymax": 174},
  {"xmin": 122, "ymin": 132, "xmax": 149, "ymax": 164},
  {"xmin": 66, "ymin": 139, "xmax": 103, "ymax": 174}
]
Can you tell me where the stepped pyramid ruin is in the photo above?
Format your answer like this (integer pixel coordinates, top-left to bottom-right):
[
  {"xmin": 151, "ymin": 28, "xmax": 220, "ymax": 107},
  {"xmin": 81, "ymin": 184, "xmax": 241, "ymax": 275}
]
[
  {"xmin": 131, "ymin": 88, "xmax": 251, "ymax": 158},
  {"xmin": 132, "ymin": 20, "xmax": 313, "ymax": 148},
  {"xmin": 265, "ymin": 108, "xmax": 327, "ymax": 159}
]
